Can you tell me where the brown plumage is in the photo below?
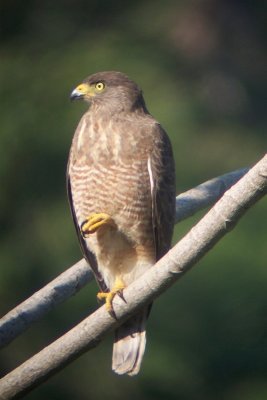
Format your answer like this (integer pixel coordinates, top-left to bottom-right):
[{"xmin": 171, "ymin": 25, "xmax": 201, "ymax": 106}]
[{"xmin": 67, "ymin": 71, "xmax": 176, "ymax": 375}]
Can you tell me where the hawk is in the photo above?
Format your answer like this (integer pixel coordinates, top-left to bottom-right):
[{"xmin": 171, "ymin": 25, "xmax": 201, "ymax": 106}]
[{"xmin": 67, "ymin": 71, "xmax": 176, "ymax": 375}]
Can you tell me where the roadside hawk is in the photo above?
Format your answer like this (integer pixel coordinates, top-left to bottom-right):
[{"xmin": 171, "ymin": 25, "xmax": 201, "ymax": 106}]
[{"xmin": 67, "ymin": 71, "xmax": 176, "ymax": 375}]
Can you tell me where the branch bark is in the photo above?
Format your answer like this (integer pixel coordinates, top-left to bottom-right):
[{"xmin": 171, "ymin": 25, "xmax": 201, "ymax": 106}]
[
  {"xmin": 0, "ymin": 167, "xmax": 249, "ymax": 350},
  {"xmin": 175, "ymin": 167, "xmax": 249, "ymax": 222},
  {"xmin": 0, "ymin": 259, "xmax": 92, "ymax": 348},
  {"xmin": 0, "ymin": 154, "xmax": 266, "ymax": 399}
]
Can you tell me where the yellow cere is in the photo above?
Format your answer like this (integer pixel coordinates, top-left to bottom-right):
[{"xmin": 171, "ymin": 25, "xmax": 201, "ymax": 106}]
[{"xmin": 76, "ymin": 83, "xmax": 90, "ymax": 94}]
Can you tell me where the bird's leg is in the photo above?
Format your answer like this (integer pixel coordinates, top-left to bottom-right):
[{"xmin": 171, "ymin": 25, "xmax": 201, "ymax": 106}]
[
  {"xmin": 97, "ymin": 277, "xmax": 126, "ymax": 314},
  {"xmin": 81, "ymin": 212, "xmax": 116, "ymax": 237}
]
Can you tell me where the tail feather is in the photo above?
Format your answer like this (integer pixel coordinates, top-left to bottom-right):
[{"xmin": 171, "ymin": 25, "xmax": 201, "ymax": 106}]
[{"xmin": 112, "ymin": 308, "xmax": 148, "ymax": 376}]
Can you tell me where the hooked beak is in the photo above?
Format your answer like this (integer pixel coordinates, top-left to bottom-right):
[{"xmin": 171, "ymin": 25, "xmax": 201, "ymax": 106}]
[
  {"xmin": 70, "ymin": 83, "xmax": 90, "ymax": 101},
  {"xmin": 70, "ymin": 89, "xmax": 83, "ymax": 101}
]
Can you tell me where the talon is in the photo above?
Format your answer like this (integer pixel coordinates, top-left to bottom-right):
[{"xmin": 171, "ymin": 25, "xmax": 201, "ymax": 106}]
[
  {"xmin": 117, "ymin": 290, "xmax": 127, "ymax": 303},
  {"xmin": 81, "ymin": 212, "xmax": 115, "ymax": 237},
  {"xmin": 97, "ymin": 278, "xmax": 126, "ymax": 315}
]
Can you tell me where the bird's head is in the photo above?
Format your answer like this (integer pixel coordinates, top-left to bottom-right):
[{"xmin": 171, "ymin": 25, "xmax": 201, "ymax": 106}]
[{"xmin": 70, "ymin": 71, "xmax": 147, "ymax": 112}]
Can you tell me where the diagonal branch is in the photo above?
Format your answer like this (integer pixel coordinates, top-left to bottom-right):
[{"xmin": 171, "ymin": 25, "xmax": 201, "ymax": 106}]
[
  {"xmin": 175, "ymin": 167, "xmax": 249, "ymax": 222},
  {"xmin": 0, "ymin": 259, "xmax": 92, "ymax": 349},
  {"xmin": 0, "ymin": 154, "xmax": 266, "ymax": 399},
  {"xmin": 0, "ymin": 167, "xmax": 248, "ymax": 349}
]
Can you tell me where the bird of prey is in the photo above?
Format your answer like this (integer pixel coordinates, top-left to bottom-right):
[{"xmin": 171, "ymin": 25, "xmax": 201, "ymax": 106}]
[{"xmin": 67, "ymin": 71, "xmax": 176, "ymax": 375}]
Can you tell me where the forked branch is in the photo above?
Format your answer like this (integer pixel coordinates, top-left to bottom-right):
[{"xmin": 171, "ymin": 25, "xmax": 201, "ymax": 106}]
[
  {"xmin": 0, "ymin": 168, "xmax": 248, "ymax": 349},
  {"xmin": 0, "ymin": 154, "xmax": 266, "ymax": 399}
]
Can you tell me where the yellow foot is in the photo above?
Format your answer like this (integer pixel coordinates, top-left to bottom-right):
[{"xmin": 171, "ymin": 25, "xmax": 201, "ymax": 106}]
[
  {"xmin": 97, "ymin": 278, "xmax": 126, "ymax": 313},
  {"xmin": 81, "ymin": 212, "xmax": 115, "ymax": 237}
]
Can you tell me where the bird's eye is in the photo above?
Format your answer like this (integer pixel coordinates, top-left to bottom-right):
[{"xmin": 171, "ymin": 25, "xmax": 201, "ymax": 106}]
[{"xmin": 95, "ymin": 82, "xmax": 105, "ymax": 92}]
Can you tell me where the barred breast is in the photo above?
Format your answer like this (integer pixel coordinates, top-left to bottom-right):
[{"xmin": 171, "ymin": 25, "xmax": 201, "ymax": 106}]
[{"xmin": 68, "ymin": 112, "xmax": 154, "ymax": 247}]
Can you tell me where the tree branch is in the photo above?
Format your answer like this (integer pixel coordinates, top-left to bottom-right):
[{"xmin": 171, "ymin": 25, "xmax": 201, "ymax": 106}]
[
  {"xmin": 0, "ymin": 167, "xmax": 249, "ymax": 350},
  {"xmin": 175, "ymin": 167, "xmax": 249, "ymax": 222},
  {"xmin": 0, "ymin": 259, "xmax": 92, "ymax": 348},
  {"xmin": 0, "ymin": 154, "xmax": 266, "ymax": 399}
]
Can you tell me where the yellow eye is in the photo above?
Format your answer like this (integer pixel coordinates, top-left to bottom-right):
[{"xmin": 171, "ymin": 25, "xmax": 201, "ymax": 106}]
[{"xmin": 95, "ymin": 82, "xmax": 105, "ymax": 91}]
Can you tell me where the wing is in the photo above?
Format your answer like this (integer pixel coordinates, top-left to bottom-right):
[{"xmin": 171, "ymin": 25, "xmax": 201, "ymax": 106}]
[
  {"xmin": 66, "ymin": 172, "xmax": 108, "ymax": 292},
  {"xmin": 149, "ymin": 124, "xmax": 176, "ymax": 261}
]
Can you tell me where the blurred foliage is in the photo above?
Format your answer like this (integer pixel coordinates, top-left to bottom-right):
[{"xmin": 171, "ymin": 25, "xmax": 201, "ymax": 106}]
[{"xmin": 0, "ymin": 0, "xmax": 266, "ymax": 399}]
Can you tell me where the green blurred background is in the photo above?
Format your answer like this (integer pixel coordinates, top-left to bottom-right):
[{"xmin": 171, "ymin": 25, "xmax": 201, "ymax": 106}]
[{"xmin": 0, "ymin": 0, "xmax": 266, "ymax": 399}]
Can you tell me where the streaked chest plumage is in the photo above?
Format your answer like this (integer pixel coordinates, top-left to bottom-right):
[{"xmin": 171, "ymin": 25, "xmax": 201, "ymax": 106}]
[{"xmin": 68, "ymin": 111, "xmax": 154, "ymax": 246}]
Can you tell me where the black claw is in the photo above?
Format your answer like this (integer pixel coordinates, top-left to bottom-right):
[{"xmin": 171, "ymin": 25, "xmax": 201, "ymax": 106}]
[
  {"xmin": 108, "ymin": 307, "xmax": 118, "ymax": 320},
  {"xmin": 80, "ymin": 220, "xmax": 89, "ymax": 238},
  {"xmin": 117, "ymin": 290, "xmax": 127, "ymax": 303},
  {"xmin": 81, "ymin": 219, "xmax": 87, "ymax": 229}
]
